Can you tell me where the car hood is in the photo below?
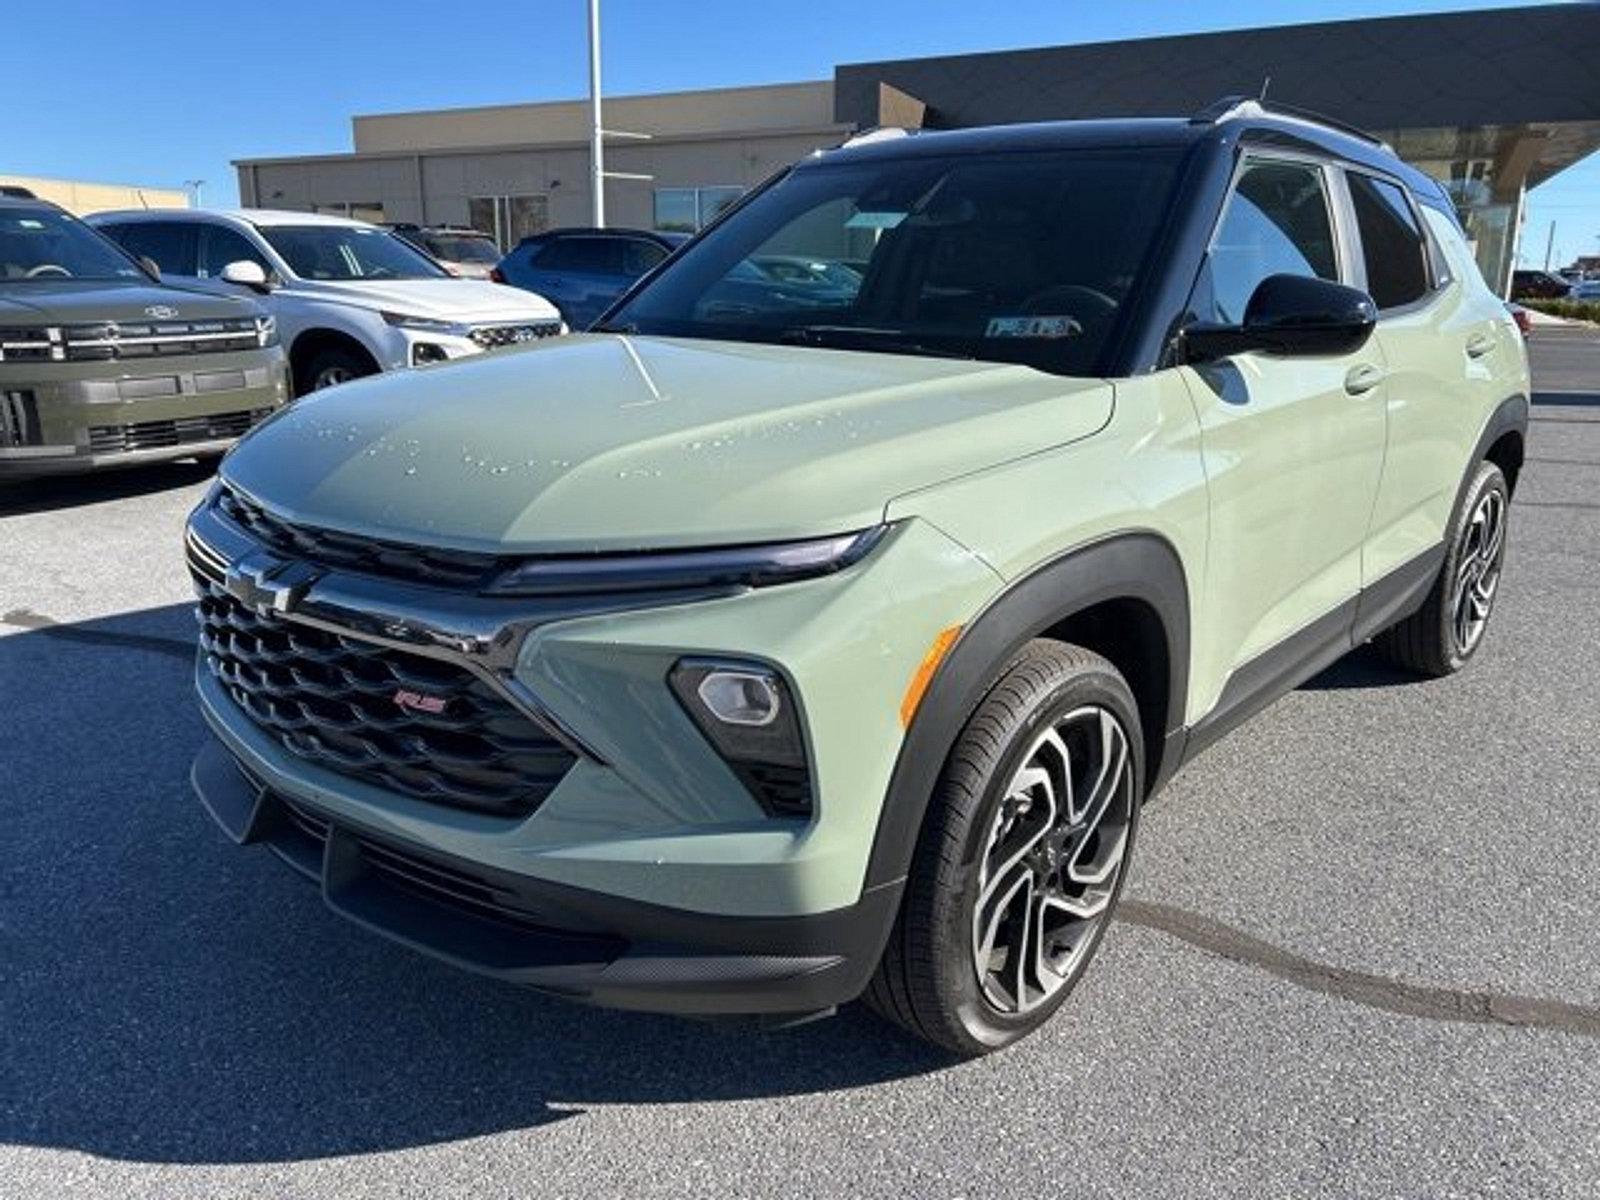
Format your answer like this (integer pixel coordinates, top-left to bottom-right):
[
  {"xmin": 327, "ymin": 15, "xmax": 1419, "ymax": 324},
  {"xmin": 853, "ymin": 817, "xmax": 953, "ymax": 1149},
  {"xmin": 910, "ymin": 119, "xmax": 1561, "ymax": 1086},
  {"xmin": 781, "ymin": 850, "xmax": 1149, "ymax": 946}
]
[
  {"xmin": 0, "ymin": 278, "xmax": 260, "ymax": 323},
  {"xmin": 221, "ymin": 334, "xmax": 1113, "ymax": 553},
  {"xmin": 288, "ymin": 277, "xmax": 559, "ymax": 322}
]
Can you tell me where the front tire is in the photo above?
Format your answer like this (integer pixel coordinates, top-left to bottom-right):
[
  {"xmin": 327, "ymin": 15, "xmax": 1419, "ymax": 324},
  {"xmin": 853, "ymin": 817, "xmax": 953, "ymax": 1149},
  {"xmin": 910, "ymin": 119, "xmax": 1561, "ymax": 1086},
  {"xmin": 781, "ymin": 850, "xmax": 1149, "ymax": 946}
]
[
  {"xmin": 297, "ymin": 346, "xmax": 377, "ymax": 396},
  {"xmin": 865, "ymin": 640, "xmax": 1143, "ymax": 1056},
  {"xmin": 1375, "ymin": 460, "xmax": 1509, "ymax": 677}
]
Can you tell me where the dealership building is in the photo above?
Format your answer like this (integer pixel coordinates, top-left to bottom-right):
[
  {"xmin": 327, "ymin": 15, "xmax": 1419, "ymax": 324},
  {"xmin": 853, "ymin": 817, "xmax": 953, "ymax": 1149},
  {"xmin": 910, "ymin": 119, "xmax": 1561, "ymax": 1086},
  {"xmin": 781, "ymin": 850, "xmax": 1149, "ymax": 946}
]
[{"xmin": 236, "ymin": 3, "xmax": 1600, "ymax": 293}]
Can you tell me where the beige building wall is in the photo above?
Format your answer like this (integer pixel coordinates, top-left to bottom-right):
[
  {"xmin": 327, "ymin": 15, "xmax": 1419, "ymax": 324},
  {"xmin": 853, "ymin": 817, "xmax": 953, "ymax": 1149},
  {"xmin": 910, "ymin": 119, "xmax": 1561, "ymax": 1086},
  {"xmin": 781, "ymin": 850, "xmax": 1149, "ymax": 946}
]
[
  {"xmin": 239, "ymin": 128, "xmax": 846, "ymax": 239},
  {"xmin": 352, "ymin": 82, "xmax": 834, "ymax": 153},
  {"xmin": 1, "ymin": 173, "xmax": 188, "ymax": 216}
]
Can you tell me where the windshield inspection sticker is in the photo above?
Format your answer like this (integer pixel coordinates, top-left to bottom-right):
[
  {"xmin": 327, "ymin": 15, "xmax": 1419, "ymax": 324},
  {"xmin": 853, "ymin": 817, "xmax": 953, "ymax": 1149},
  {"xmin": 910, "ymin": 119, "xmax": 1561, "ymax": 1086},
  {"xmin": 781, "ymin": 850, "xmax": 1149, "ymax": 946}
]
[{"xmin": 985, "ymin": 315, "xmax": 1082, "ymax": 339}]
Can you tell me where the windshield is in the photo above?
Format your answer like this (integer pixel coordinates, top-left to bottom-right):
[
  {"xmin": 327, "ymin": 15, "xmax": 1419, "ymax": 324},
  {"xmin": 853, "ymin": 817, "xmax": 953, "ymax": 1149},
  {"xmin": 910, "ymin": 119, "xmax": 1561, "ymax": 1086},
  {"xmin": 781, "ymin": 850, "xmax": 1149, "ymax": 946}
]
[
  {"xmin": 604, "ymin": 148, "xmax": 1181, "ymax": 376},
  {"xmin": 0, "ymin": 205, "xmax": 145, "ymax": 283},
  {"xmin": 261, "ymin": 225, "xmax": 447, "ymax": 281},
  {"xmin": 425, "ymin": 235, "xmax": 500, "ymax": 264}
]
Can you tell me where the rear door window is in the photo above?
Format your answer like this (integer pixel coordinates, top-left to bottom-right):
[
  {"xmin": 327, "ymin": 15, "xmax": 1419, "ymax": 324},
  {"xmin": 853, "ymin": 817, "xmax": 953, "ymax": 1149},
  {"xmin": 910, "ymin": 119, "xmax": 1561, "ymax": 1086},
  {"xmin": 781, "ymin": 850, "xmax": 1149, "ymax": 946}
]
[
  {"xmin": 105, "ymin": 222, "xmax": 199, "ymax": 276},
  {"xmin": 531, "ymin": 237, "xmax": 621, "ymax": 273},
  {"xmin": 1347, "ymin": 173, "xmax": 1430, "ymax": 310}
]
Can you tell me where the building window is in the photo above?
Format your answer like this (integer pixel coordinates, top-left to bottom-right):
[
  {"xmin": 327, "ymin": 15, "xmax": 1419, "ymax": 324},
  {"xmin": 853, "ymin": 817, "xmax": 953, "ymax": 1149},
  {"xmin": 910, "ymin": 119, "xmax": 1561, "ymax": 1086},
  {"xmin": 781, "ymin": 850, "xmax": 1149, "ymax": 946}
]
[
  {"xmin": 313, "ymin": 202, "xmax": 386, "ymax": 224},
  {"xmin": 470, "ymin": 195, "xmax": 550, "ymax": 251},
  {"xmin": 653, "ymin": 186, "xmax": 746, "ymax": 233}
]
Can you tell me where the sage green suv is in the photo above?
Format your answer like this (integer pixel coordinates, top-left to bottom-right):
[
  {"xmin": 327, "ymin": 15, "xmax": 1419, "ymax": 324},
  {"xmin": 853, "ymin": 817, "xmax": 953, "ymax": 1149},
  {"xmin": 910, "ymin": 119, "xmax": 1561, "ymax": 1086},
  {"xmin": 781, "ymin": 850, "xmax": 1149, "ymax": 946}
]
[{"xmin": 186, "ymin": 101, "xmax": 1528, "ymax": 1055}]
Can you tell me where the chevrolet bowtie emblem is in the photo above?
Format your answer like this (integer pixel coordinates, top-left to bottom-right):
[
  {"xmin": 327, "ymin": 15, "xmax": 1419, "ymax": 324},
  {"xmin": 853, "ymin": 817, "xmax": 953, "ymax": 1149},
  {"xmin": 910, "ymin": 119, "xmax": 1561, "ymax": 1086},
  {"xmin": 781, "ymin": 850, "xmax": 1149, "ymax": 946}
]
[{"xmin": 223, "ymin": 551, "xmax": 320, "ymax": 614}]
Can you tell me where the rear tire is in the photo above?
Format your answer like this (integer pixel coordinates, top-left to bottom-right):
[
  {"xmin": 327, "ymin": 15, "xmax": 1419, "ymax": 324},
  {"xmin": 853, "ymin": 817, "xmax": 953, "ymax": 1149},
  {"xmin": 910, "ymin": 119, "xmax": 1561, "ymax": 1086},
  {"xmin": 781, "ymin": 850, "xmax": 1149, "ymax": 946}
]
[
  {"xmin": 865, "ymin": 640, "xmax": 1143, "ymax": 1056},
  {"xmin": 1375, "ymin": 460, "xmax": 1509, "ymax": 677}
]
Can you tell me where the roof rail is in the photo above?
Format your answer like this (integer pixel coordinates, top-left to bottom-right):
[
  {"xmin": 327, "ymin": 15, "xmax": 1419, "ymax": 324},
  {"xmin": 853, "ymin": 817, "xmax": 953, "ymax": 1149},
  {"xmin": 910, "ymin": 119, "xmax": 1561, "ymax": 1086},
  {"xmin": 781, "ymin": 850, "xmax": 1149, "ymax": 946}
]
[
  {"xmin": 840, "ymin": 126, "xmax": 911, "ymax": 149},
  {"xmin": 1190, "ymin": 95, "xmax": 1390, "ymax": 151}
]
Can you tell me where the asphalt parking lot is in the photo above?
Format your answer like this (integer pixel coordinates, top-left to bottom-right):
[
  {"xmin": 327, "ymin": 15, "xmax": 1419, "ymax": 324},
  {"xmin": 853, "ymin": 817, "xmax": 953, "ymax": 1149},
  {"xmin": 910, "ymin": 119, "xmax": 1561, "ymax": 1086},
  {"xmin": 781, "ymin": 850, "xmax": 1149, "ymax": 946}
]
[{"xmin": 2, "ymin": 329, "xmax": 1597, "ymax": 1199}]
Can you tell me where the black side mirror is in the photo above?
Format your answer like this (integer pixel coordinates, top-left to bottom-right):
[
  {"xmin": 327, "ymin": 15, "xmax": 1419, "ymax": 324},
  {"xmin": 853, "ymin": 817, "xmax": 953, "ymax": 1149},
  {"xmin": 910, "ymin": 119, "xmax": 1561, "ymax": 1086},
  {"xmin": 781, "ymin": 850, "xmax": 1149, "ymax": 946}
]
[
  {"xmin": 138, "ymin": 255, "xmax": 161, "ymax": 281},
  {"xmin": 1183, "ymin": 274, "xmax": 1377, "ymax": 362}
]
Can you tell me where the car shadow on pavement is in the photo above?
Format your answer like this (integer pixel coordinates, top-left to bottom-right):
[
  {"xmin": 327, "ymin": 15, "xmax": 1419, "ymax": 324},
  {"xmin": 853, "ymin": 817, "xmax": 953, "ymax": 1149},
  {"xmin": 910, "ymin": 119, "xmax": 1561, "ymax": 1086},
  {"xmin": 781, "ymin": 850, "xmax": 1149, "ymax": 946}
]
[
  {"xmin": 0, "ymin": 604, "xmax": 951, "ymax": 1166},
  {"xmin": 1300, "ymin": 643, "xmax": 1420, "ymax": 691},
  {"xmin": 0, "ymin": 459, "xmax": 217, "ymax": 516}
]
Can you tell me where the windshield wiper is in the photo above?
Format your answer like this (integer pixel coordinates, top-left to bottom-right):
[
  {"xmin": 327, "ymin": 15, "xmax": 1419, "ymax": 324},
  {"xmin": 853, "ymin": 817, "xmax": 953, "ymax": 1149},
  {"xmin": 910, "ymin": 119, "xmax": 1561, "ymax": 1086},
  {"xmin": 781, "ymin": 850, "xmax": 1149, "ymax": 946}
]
[
  {"xmin": 591, "ymin": 320, "xmax": 639, "ymax": 334},
  {"xmin": 775, "ymin": 324, "xmax": 974, "ymax": 361}
]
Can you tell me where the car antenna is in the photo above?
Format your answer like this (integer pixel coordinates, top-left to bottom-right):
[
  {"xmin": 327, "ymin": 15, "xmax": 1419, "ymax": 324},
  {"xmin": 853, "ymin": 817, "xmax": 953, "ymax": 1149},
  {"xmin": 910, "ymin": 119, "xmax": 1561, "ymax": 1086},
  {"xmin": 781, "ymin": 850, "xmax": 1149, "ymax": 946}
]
[{"xmin": 1259, "ymin": 75, "xmax": 1272, "ymax": 102}]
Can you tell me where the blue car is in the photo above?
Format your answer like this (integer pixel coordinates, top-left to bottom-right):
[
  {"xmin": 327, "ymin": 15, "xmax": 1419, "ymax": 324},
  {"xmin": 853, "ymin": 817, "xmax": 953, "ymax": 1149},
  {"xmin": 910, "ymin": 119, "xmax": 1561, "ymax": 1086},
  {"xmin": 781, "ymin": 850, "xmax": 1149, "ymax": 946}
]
[{"xmin": 492, "ymin": 228, "xmax": 687, "ymax": 330}]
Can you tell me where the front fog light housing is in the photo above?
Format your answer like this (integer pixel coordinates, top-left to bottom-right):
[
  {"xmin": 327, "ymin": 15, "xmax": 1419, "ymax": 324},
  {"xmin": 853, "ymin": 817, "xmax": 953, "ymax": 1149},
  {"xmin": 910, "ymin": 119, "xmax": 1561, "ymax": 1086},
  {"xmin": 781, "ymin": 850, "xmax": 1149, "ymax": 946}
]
[
  {"xmin": 697, "ymin": 670, "xmax": 780, "ymax": 726},
  {"xmin": 670, "ymin": 659, "xmax": 812, "ymax": 818}
]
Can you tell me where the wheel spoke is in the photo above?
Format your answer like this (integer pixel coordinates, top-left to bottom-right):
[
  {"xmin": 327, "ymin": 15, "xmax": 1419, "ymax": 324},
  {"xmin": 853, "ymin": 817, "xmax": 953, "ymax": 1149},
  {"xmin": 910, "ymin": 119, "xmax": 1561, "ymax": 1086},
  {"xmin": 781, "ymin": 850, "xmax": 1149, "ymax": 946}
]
[{"xmin": 971, "ymin": 701, "xmax": 1136, "ymax": 1015}]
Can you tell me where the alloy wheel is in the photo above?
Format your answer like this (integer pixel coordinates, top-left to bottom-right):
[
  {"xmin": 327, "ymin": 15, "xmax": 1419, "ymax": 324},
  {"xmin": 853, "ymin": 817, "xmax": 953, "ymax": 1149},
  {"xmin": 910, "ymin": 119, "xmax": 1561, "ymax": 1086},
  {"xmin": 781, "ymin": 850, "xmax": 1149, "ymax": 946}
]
[
  {"xmin": 313, "ymin": 366, "xmax": 355, "ymax": 391},
  {"xmin": 971, "ymin": 704, "xmax": 1135, "ymax": 1015},
  {"xmin": 1450, "ymin": 488, "xmax": 1506, "ymax": 656}
]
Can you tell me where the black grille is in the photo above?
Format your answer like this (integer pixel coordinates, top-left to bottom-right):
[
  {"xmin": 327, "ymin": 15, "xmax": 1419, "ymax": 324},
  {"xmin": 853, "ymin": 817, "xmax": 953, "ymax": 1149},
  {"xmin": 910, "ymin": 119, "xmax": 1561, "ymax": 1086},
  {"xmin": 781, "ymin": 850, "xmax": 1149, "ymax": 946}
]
[
  {"xmin": 469, "ymin": 321, "xmax": 563, "ymax": 350},
  {"xmin": 216, "ymin": 487, "xmax": 505, "ymax": 590},
  {"xmin": 88, "ymin": 408, "xmax": 270, "ymax": 454},
  {"xmin": 196, "ymin": 578, "xmax": 575, "ymax": 816}
]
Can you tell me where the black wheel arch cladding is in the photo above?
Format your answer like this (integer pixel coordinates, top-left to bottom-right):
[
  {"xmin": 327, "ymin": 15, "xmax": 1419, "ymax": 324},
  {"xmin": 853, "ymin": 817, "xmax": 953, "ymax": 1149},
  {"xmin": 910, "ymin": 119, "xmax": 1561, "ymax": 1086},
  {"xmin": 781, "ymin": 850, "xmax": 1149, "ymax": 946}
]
[{"xmin": 862, "ymin": 530, "xmax": 1189, "ymax": 893}]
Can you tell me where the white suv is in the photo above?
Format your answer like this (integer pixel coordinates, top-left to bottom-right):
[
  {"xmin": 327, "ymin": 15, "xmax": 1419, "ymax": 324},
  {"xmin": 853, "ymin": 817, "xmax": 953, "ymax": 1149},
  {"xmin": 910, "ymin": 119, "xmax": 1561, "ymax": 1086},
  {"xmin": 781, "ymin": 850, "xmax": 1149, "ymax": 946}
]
[{"xmin": 89, "ymin": 209, "xmax": 563, "ymax": 394}]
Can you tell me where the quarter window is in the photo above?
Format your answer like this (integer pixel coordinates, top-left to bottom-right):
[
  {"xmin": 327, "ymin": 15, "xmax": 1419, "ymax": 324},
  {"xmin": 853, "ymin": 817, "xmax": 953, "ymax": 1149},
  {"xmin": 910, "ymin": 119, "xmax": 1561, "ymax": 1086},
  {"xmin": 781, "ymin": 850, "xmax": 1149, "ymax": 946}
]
[
  {"xmin": 1197, "ymin": 160, "xmax": 1339, "ymax": 324},
  {"xmin": 1348, "ymin": 173, "xmax": 1430, "ymax": 310}
]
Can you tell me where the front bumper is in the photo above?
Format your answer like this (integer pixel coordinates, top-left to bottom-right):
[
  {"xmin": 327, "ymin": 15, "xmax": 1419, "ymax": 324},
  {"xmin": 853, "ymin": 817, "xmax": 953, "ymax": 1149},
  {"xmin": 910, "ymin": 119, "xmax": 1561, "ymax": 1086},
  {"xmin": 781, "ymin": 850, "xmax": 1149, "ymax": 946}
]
[
  {"xmin": 0, "ymin": 347, "xmax": 289, "ymax": 477},
  {"xmin": 185, "ymin": 489, "xmax": 1004, "ymax": 1015},
  {"xmin": 193, "ymin": 737, "xmax": 899, "ymax": 1016}
]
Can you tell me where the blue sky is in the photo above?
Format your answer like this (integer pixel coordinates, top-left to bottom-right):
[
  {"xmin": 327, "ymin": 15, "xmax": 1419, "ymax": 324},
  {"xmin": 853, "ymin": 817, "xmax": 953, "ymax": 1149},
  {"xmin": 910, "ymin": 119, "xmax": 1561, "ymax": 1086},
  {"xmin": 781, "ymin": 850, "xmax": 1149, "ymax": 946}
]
[{"xmin": 4, "ymin": 0, "xmax": 1594, "ymax": 268}]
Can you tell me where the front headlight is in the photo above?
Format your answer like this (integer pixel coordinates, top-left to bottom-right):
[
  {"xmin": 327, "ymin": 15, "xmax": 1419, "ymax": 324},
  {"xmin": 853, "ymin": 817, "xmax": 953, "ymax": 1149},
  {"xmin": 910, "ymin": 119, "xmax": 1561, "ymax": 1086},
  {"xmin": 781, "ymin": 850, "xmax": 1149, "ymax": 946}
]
[
  {"xmin": 255, "ymin": 315, "xmax": 278, "ymax": 348},
  {"xmin": 381, "ymin": 311, "xmax": 473, "ymax": 338},
  {"xmin": 483, "ymin": 525, "xmax": 891, "ymax": 597}
]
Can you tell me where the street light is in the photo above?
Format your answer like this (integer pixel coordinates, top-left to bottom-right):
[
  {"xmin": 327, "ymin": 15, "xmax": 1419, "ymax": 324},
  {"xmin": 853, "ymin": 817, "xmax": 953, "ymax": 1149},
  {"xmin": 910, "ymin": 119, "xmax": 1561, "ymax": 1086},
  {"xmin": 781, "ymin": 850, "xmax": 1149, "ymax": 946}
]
[
  {"xmin": 184, "ymin": 179, "xmax": 205, "ymax": 208},
  {"xmin": 587, "ymin": 0, "xmax": 652, "ymax": 228}
]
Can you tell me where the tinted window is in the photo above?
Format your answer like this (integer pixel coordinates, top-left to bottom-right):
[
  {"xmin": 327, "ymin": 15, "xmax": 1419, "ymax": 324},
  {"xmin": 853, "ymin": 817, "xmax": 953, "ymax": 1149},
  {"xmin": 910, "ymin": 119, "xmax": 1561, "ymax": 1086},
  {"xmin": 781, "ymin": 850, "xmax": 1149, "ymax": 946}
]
[
  {"xmin": 608, "ymin": 149, "xmax": 1181, "ymax": 378},
  {"xmin": 620, "ymin": 239, "xmax": 668, "ymax": 276},
  {"xmin": 1348, "ymin": 173, "xmax": 1429, "ymax": 309},
  {"xmin": 424, "ymin": 235, "xmax": 500, "ymax": 264},
  {"xmin": 104, "ymin": 221, "xmax": 198, "ymax": 276},
  {"xmin": 199, "ymin": 225, "xmax": 270, "ymax": 279},
  {"xmin": 532, "ymin": 237, "xmax": 620, "ymax": 272},
  {"xmin": 1198, "ymin": 161, "xmax": 1339, "ymax": 324}
]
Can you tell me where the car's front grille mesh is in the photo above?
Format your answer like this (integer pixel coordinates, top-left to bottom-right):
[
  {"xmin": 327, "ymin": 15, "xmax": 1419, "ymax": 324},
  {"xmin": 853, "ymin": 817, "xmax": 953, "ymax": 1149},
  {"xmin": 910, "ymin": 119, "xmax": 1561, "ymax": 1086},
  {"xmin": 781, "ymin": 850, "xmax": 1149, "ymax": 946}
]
[
  {"xmin": 88, "ymin": 408, "xmax": 270, "ymax": 454},
  {"xmin": 469, "ymin": 321, "xmax": 563, "ymax": 350},
  {"xmin": 195, "ymin": 578, "xmax": 574, "ymax": 816},
  {"xmin": 215, "ymin": 487, "xmax": 506, "ymax": 590}
]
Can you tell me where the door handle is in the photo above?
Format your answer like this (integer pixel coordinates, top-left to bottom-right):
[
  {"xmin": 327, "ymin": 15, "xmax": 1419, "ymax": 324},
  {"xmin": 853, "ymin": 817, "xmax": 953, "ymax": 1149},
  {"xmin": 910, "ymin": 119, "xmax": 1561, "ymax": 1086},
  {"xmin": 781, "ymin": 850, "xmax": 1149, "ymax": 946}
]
[
  {"xmin": 1465, "ymin": 332, "xmax": 1496, "ymax": 359},
  {"xmin": 1344, "ymin": 363, "xmax": 1385, "ymax": 395}
]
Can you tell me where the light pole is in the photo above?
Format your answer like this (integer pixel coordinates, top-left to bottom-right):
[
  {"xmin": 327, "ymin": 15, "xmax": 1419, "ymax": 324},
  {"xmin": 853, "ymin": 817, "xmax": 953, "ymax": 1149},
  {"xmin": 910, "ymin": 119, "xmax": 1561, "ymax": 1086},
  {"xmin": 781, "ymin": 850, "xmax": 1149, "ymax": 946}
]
[
  {"xmin": 184, "ymin": 179, "xmax": 205, "ymax": 208},
  {"xmin": 588, "ymin": 0, "xmax": 604, "ymax": 227}
]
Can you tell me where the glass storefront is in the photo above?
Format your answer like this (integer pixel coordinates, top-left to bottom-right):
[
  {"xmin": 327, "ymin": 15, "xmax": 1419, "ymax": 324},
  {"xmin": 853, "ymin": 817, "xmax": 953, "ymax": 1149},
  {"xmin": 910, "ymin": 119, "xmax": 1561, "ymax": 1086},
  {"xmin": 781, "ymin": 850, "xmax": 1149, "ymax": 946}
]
[{"xmin": 653, "ymin": 185, "xmax": 747, "ymax": 233}]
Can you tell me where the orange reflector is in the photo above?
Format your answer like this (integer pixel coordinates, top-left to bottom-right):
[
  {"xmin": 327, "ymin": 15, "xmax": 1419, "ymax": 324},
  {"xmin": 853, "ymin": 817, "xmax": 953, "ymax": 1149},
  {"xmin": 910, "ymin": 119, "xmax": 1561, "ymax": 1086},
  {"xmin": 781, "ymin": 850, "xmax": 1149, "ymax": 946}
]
[{"xmin": 900, "ymin": 625, "xmax": 962, "ymax": 728}]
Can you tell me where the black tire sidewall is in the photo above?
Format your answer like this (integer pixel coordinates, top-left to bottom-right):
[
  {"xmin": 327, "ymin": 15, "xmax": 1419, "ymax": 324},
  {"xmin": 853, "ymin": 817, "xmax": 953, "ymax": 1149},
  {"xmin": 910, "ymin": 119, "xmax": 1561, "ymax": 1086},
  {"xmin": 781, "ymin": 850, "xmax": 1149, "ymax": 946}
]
[
  {"xmin": 1434, "ymin": 462, "xmax": 1509, "ymax": 672},
  {"xmin": 298, "ymin": 348, "xmax": 374, "ymax": 396},
  {"xmin": 931, "ymin": 654, "xmax": 1144, "ymax": 1052}
]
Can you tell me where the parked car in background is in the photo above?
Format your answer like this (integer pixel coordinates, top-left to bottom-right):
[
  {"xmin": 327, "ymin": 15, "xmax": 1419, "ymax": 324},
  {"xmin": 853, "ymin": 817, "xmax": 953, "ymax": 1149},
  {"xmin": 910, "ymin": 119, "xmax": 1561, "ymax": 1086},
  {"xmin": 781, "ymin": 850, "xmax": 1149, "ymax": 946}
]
[
  {"xmin": 186, "ymin": 102, "xmax": 1528, "ymax": 1055},
  {"xmin": 90, "ymin": 209, "xmax": 563, "ymax": 395},
  {"xmin": 0, "ymin": 195, "xmax": 287, "ymax": 478},
  {"xmin": 1510, "ymin": 269, "xmax": 1575, "ymax": 300},
  {"xmin": 387, "ymin": 223, "xmax": 502, "ymax": 279},
  {"xmin": 1571, "ymin": 279, "xmax": 1600, "ymax": 301},
  {"xmin": 492, "ymin": 227, "xmax": 687, "ymax": 329}
]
